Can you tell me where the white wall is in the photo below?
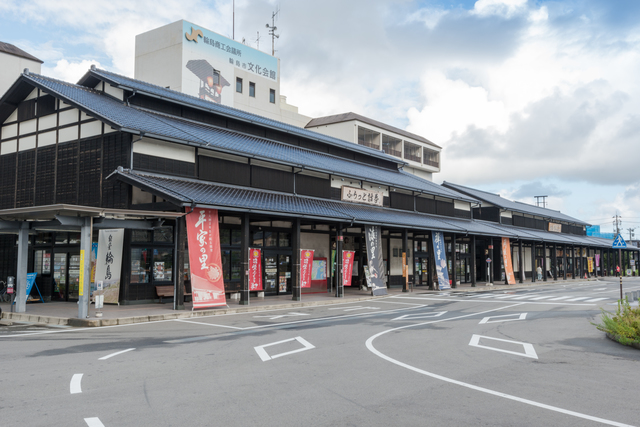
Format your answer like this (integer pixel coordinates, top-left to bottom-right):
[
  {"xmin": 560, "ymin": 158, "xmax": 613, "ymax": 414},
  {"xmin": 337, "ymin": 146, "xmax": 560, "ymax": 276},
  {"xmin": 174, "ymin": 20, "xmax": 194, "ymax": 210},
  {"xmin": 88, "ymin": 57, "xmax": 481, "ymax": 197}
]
[{"xmin": 0, "ymin": 52, "xmax": 41, "ymax": 98}]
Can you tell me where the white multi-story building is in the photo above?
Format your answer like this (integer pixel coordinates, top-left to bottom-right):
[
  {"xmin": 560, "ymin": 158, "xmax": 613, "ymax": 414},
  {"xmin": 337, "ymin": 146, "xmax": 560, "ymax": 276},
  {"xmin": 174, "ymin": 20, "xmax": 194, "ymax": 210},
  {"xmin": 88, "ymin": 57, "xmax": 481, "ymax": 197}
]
[
  {"xmin": 305, "ymin": 112, "xmax": 441, "ymax": 181},
  {"xmin": 0, "ymin": 42, "xmax": 42, "ymax": 97}
]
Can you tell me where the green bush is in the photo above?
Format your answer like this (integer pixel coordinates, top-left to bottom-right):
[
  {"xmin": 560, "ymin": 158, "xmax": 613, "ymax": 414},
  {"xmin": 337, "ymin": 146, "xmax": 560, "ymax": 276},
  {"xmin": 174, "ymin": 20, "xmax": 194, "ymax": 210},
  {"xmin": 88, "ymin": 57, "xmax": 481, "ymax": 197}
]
[{"xmin": 592, "ymin": 298, "xmax": 640, "ymax": 346}]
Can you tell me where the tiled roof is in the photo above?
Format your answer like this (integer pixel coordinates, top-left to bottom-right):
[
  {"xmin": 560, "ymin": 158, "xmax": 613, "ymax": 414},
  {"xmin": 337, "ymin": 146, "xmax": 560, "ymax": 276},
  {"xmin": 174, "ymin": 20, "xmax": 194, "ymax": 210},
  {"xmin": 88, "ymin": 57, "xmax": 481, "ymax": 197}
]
[
  {"xmin": 81, "ymin": 68, "xmax": 406, "ymax": 165},
  {"xmin": 111, "ymin": 169, "xmax": 624, "ymax": 249},
  {"xmin": 442, "ymin": 182, "xmax": 590, "ymax": 226},
  {"xmin": 23, "ymin": 72, "xmax": 475, "ymax": 202}
]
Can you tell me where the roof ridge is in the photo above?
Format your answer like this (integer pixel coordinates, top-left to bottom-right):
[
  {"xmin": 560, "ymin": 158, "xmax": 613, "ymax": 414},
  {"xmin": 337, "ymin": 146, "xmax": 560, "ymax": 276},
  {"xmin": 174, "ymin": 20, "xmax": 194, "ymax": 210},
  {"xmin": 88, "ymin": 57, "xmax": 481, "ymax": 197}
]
[
  {"xmin": 27, "ymin": 71, "xmax": 102, "ymax": 95},
  {"xmin": 443, "ymin": 181, "xmax": 500, "ymax": 197}
]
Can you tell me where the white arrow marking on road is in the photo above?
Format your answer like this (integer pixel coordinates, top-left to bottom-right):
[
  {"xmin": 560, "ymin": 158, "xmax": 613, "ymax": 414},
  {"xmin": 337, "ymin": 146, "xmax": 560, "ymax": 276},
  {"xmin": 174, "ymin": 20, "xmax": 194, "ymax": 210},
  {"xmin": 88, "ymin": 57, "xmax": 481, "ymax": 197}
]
[
  {"xmin": 84, "ymin": 418, "xmax": 105, "ymax": 427},
  {"xmin": 70, "ymin": 374, "xmax": 83, "ymax": 394},
  {"xmin": 99, "ymin": 348, "xmax": 135, "ymax": 360},
  {"xmin": 253, "ymin": 312, "xmax": 310, "ymax": 320},
  {"xmin": 392, "ymin": 312, "xmax": 447, "ymax": 321},
  {"xmin": 254, "ymin": 336, "xmax": 315, "ymax": 361},
  {"xmin": 479, "ymin": 313, "xmax": 527, "ymax": 324},
  {"xmin": 469, "ymin": 334, "xmax": 538, "ymax": 359}
]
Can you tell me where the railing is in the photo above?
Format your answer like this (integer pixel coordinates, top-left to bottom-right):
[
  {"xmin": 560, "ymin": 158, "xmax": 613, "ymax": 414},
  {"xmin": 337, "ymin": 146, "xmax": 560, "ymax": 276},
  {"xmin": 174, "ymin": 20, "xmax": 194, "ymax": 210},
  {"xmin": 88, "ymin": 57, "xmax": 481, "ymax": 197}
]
[
  {"xmin": 358, "ymin": 140, "xmax": 380, "ymax": 150},
  {"xmin": 424, "ymin": 159, "xmax": 439, "ymax": 168},
  {"xmin": 383, "ymin": 148, "xmax": 402, "ymax": 158},
  {"xmin": 404, "ymin": 153, "xmax": 421, "ymax": 163}
]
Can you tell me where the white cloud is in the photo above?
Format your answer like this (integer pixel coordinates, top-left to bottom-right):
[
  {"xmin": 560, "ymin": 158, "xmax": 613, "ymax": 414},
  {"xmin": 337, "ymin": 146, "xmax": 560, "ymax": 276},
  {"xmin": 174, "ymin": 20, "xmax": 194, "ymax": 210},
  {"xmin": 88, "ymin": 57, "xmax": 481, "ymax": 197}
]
[
  {"xmin": 42, "ymin": 59, "xmax": 102, "ymax": 83},
  {"xmin": 472, "ymin": 0, "xmax": 527, "ymax": 18}
]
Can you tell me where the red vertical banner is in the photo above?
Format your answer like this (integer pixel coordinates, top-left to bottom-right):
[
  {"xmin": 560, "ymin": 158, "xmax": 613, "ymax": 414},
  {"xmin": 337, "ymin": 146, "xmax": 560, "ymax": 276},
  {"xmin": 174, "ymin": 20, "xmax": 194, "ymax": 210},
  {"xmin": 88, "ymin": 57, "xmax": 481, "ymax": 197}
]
[
  {"xmin": 249, "ymin": 248, "xmax": 263, "ymax": 291},
  {"xmin": 342, "ymin": 250, "xmax": 355, "ymax": 287},
  {"xmin": 300, "ymin": 249, "xmax": 315, "ymax": 288},
  {"xmin": 185, "ymin": 208, "xmax": 227, "ymax": 308},
  {"xmin": 501, "ymin": 237, "xmax": 516, "ymax": 285}
]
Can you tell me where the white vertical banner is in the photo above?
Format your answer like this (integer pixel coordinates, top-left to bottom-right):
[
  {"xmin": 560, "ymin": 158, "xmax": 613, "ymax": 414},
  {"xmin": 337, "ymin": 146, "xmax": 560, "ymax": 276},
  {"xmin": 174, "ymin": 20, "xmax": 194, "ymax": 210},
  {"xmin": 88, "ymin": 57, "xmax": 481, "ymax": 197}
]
[{"xmin": 95, "ymin": 229, "xmax": 125, "ymax": 304}]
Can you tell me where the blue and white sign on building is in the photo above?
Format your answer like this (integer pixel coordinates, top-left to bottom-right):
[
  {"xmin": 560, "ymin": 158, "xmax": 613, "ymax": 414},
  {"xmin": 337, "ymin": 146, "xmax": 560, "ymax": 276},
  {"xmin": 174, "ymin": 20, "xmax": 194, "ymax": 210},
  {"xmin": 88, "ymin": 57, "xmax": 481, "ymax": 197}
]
[
  {"xmin": 432, "ymin": 231, "xmax": 451, "ymax": 290},
  {"xmin": 612, "ymin": 234, "xmax": 627, "ymax": 249}
]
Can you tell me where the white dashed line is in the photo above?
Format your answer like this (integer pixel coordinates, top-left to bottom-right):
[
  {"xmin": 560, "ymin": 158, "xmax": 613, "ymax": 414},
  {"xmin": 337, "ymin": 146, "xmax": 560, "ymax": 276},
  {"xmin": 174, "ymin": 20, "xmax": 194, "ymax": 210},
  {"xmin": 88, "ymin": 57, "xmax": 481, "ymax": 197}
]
[
  {"xmin": 84, "ymin": 417, "xmax": 105, "ymax": 427},
  {"xmin": 70, "ymin": 374, "xmax": 83, "ymax": 394},
  {"xmin": 99, "ymin": 348, "xmax": 136, "ymax": 360}
]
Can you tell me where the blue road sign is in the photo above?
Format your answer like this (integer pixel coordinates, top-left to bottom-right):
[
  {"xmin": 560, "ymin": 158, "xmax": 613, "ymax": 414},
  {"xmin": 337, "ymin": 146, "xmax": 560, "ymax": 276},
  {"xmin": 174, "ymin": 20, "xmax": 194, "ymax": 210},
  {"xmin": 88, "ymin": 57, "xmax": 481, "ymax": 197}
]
[{"xmin": 612, "ymin": 234, "xmax": 627, "ymax": 249}]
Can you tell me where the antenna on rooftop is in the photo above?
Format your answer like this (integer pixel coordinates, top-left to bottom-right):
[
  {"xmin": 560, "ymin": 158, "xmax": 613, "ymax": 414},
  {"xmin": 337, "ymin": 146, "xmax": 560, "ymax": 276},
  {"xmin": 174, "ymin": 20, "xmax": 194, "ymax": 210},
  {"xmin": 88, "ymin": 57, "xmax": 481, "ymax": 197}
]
[
  {"xmin": 265, "ymin": 6, "xmax": 280, "ymax": 56},
  {"xmin": 534, "ymin": 195, "xmax": 548, "ymax": 208},
  {"xmin": 254, "ymin": 31, "xmax": 261, "ymax": 50}
]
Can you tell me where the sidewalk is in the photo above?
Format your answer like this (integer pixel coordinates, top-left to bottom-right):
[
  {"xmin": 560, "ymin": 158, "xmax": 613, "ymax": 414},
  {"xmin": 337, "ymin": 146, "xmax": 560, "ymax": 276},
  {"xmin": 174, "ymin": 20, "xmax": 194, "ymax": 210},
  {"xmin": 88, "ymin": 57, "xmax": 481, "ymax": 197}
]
[{"xmin": 0, "ymin": 277, "xmax": 598, "ymax": 328}]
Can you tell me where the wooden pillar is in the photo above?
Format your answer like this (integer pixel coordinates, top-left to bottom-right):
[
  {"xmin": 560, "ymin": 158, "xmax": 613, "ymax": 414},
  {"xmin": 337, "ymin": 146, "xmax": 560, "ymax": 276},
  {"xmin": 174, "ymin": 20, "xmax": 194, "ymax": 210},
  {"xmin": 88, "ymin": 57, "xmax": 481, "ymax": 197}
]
[
  {"xmin": 553, "ymin": 243, "xmax": 558, "ymax": 280},
  {"xmin": 402, "ymin": 229, "xmax": 409, "ymax": 292},
  {"xmin": 531, "ymin": 241, "xmax": 536, "ymax": 282},
  {"xmin": 428, "ymin": 230, "xmax": 435, "ymax": 290},
  {"xmin": 240, "ymin": 213, "xmax": 250, "ymax": 305},
  {"xmin": 519, "ymin": 240, "xmax": 524, "ymax": 283},
  {"xmin": 578, "ymin": 246, "xmax": 584, "ymax": 279},
  {"xmin": 175, "ymin": 216, "xmax": 186, "ymax": 310},
  {"xmin": 571, "ymin": 245, "xmax": 576, "ymax": 279},
  {"xmin": 336, "ymin": 224, "xmax": 343, "ymax": 298},
  {"xmin": 471, "ymin": 235, "xmax": 477, "ymax": 287},
  {"xmin": 543, "ymin": 242, "xmax": 547, "ymax": 282},
  {"xmin": 563, "ymin": 245, "xmax": 567, "ymax": 280},
  {"xmin": 292, "ymin": 217, "xmax": 301, "ymax": 301}
]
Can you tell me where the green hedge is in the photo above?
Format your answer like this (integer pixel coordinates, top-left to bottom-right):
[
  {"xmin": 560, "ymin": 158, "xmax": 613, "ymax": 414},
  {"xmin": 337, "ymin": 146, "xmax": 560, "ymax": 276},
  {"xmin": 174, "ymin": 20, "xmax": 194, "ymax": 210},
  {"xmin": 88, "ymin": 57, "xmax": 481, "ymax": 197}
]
[{"xmin": 592, "ymin": 298, "xmax": 640, "ymax": 346}]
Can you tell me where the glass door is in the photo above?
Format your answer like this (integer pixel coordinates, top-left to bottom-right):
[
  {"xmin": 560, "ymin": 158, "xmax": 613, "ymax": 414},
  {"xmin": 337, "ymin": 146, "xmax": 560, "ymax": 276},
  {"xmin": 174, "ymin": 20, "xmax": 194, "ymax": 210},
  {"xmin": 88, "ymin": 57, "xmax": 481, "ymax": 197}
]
[
  {"xmin": 263, "ymin": 254, "xmax": 278, "ymax": 295},
  {"xmin": 278, "ymin": 254, "xmax": 291, "ymax": 294},
  {"xmin": 53, "ymin": 253, "xmax": 67, "ymax": 301},
  {"xmin": 68, "ymin": 254, "xmax": 81, "ymax": 300}
]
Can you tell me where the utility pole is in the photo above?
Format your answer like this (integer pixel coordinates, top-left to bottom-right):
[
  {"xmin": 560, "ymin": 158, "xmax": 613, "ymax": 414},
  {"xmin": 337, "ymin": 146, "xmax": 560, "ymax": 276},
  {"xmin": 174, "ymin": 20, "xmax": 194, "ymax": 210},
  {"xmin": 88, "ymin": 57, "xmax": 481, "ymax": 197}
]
[
  {"xmin": 265, "ymin": 8, "xmax": 280, "ymax": 56},
  {"xmin": 613, "ymin": 213, "xmax": 622, "ymax": 235},
  {"xmin": 628, "ymin": 227, "xmax": 635, "ymax": 242}
]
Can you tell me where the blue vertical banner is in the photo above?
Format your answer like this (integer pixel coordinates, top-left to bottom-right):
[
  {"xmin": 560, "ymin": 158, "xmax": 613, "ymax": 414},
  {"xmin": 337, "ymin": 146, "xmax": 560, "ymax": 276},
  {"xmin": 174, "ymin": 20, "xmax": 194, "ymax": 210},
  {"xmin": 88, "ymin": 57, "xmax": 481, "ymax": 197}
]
[{"xmin": 432, "ymin": 231, "xmax": 450, "ymax": 290}]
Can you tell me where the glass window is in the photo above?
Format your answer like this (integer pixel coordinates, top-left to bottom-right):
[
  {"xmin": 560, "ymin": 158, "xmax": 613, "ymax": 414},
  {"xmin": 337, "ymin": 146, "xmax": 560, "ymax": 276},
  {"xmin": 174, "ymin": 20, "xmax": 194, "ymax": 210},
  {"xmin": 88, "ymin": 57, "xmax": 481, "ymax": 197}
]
[
  {"xmin": 153, "ymin": 227, "xmax": 173, "ymax": 243},
  {"xmin": 236, "ymin": 77, "xmax": 243, "ymax": 93},
  {"xmin": 220, "ymin": 229, "xmax": 231, "ymax": 245},
  {"xmin": 35, "ymin": 250, "xmax": 51, "ymax": 274},
  {"xmin": 264, "ymin": 231, "xmax": 277, "ymax": 247},
  {"xmin": 153, "ymin": 248, "xmax": 173, "ymax": 282},
  {"xmin": 222, "ymin": 250, "xmax": 231, "ymax": 280},
  {"xmin": 279, "ymin": 233, "xmax": 291, "ymax": 247},
  {"xmin": 35, "ymin": 232, "xmax": 52, "ymax": 245},
  {"xmin": 249, "ymin": 82, "xmax": 255, "ymax": 97},
  {"xmin": 269, "ymin": 89, "xmax": 276, "ymax": 103},
  {"xmin": 69, "ymin": 233, "xmax": 81, "ymax": 244},
  {"xmin": 131, "ymin": 248, "xmax": 151, "ymax": 284},
  {"xmin": 55, "ymin": 233, "xmax": 68, "ymax": 244},
  {"xmin": 423, "ymin": 149, "xmax": 439, "ymax": 167},
  {"xmin": 357, "ymin": 127, "xmax": 380, "ymax": 150},
  {"xmin": 132, "ymin": 230, "xmax": 152, "ymax": 243},
  {"xmin": 404, "ymin": 141, "xmax": 422, "ymax": 163},
  {"xmin": 252, "ymin": 231, "xmax": 263, "ymax": 247},
  {"xmin": 382, "ymin": 134, "xmax": 402, "ymax": 157},
  {"xmin": 231, "ymin": 229, "xmax": 242, "ymax": 246},
  {"xmin": 231, "ymin": 250, "xmax": 241, "ymax": 280}
]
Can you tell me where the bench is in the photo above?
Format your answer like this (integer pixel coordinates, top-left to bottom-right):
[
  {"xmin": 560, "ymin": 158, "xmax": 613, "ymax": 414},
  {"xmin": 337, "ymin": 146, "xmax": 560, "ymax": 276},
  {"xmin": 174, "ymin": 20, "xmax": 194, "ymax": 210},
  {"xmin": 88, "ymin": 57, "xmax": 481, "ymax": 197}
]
[{"xmin": 155, "ymin": 285, "xmax": 192, "ymax": 303}]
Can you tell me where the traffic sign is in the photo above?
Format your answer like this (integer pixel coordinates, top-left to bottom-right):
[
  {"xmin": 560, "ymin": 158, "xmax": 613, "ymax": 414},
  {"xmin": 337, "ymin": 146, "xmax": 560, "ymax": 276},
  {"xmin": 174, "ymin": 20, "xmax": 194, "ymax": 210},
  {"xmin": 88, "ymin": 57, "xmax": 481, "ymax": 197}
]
[{"xmin": 612, "ymin": 234, "xmax": 627, "ymax": 249}]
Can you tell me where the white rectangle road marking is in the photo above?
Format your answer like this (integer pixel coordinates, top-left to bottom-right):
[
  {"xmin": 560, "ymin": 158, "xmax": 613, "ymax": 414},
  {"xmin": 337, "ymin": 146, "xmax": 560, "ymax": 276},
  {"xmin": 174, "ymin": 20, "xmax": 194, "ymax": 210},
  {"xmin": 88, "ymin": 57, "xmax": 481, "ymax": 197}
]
[
  {"xmin": 493, "ymin": 295, "xmax": 519, "ymax": 299},
  {"xmin": 566, "ymin": 297, "xmax": 590, "ymax": 302},
  {"xmin": 469, "ymin": 334, "xmax": 538, "ymax": 359},
  {"xmin": 84, "ymin": 418, "xmax": 105, "ymax": 427},
  {"xmin": 585, "ymin": 298, "xmax": 608, "ymax": 302},
  {"xmin": 547, "ymin": 296, "xmax": 571, "ymax": 301},
  {"xmin": 528, "ymin": 296, "xmax": 555, "ymax": 300},
  {"xmin": 254, "ymin": 336, "xmax": 315, "ymax": 362},
  {"xmin": 70, "ymin": 374, "xmax": 83, "ymax": 394}
]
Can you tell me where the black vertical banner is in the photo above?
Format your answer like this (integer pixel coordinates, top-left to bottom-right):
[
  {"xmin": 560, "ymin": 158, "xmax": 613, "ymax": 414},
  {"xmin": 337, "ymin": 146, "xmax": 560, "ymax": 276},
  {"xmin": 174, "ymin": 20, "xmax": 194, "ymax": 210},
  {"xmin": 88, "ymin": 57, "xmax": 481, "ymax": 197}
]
[{"xmin": 365, "ymin": 225, "xmax": 388, "ymax": 296}]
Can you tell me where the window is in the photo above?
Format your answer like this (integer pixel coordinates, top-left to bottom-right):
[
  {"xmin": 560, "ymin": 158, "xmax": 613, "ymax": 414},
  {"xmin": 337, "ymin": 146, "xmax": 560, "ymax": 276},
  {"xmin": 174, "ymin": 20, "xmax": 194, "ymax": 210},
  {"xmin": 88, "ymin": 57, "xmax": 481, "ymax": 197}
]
[
  {"xmin": 236, "ymin": 77, "xmax": 243, "ymax": 93},
  {"xmin": 382, "ymin": 134, "xmax": 402, "ymax": 157},
  {"xmin": 357, "ymin": 127, "xmax": 380, "ymax": 150},
  {"xmin": 423, "ymin": 149, "xmax": 439, "ymax": 167},
  {"xmin": 403, "ymin": 141, "xmax": 422, "ymax": 163},
  {"xmin": 269, "ymin": 89, "xmax": 276, "ymax": 103},
  {"xmin": 249, "ymin": 82, "xmax": 255, "ymax": 97}
]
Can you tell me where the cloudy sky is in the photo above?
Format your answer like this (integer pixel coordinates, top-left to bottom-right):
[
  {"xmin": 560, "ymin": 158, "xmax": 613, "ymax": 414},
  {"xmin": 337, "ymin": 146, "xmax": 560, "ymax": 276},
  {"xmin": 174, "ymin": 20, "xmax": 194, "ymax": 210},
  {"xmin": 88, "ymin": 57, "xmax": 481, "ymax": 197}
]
[{"xmin": 1, "ymin": 0, "xmax": 639, "ymax": 236}]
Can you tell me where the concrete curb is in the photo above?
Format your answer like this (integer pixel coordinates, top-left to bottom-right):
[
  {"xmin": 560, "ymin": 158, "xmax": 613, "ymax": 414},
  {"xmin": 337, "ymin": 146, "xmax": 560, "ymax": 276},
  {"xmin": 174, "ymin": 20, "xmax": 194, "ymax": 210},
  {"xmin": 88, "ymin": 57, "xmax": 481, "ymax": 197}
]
[{"xmin": 0, "ymin": 278, "xmax": 603, "ymax": 327}]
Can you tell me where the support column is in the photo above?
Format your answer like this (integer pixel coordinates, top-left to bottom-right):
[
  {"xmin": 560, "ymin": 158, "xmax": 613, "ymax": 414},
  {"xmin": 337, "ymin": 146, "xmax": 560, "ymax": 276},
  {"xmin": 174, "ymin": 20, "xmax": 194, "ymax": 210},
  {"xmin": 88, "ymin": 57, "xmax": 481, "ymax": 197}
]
[
  {"xmin": 451, "ymin": 234, "xmax": 457, "ymax": 288},
  {"xmin": 531, "ymin": 241, "xmax": 536, "ymax": 283},
  {"xmin": 292, "ymin": 217, "xmax": 301, "ymax": 301},
  {"xmin": 174, "ymin": 216, "xmax": 186, "ymax": 310},
  {"xmin": 14, "ymin": 222, "xmax": 29, "ymax": 313},
  {"xmin": 471, "ymin": 235, "xmax": 477, "ymax": 287},
  {"xmin": 563, "ymin": 245, "xmax": 567, "ymax": 280},
  {"xmin": 336, "ymin": 224, "xmax": 343, "ymax": 298},
  {"xmin": 571, "ymin": 245, "xmax": 576, "ymax": 279},
  {"xmin": 240, "ymin": 213, "xmax": 250, "ymax": 305},
  {"xmin": 543, "ymin": 242, "xmax": 547, "ymax": 282},
  {"xmin": 578, "ymin": 247, "xmax": 584, "ymax": 279},
  {"xmin": 402, "ymin": 229, "xmax": 409, "ymax": 292},
  {"xmin": 489, "ymin": 239, "xmax": 494, "ymax": 284},
  {"xmin": 519, "ymin": 240, "xmax": 524, "ymax": 283},
  {"xmin": 78, "ymin": 217, "xmax": 92, "ymax": 319},
  {"xmin": 553, "ymin": 243, "xmax": 558, "ymax": 280}
]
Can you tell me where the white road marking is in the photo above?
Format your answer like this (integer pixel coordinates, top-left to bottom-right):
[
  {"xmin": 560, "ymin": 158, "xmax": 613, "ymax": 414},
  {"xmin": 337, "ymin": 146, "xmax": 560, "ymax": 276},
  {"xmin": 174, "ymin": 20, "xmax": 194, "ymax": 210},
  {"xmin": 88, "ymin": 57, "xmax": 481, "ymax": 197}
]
[
  {"xmin": 585, "ymin": 297, "xmax": 609, "ymax": 302},
  {"xmin": 510, "ymin": 294, "xmax": 541, "ymax": 300},
  {"xmin": 469, "ymin": 334, "xmax": 538, "ymax": 359},
  {"xmin": 70, "ymin": 374, "xmax": 83, "ymax": 394},
  {"xmin": 566, "ymin": 297, "xmax": 590, "ymax": 302},
  {"xmin": 479, "ymin": 313, "xmax": 527, "ymax": 324},
  {"xmin": 253, "ymin": 312, "xmax": 310, "ymax": 320},
  {"xmin": 254, "ymin": 336, "xmax": 315, "ymax": 361},
  {"xmin": 546, "ymin": 296, "xmax": 571, "ymax": 301},
  {"xmin": 493, "ymin": 295, "xmax": 519, "ymax": 299},
  {"xmin": 98, "ymin": 348, "xmax": 135, "ymax": 360},
  {"xmin": 365, "ymin": 304, "xmax": 633, "ymax": 427},
  {"xmin": 328, "ymin": 306, "xmax": 380, "ymax": 311},
  {"xmin": 390, "ymin": 296, "xmax": 595, "ymax": 306},
  {"xmin": 528, "ymin": 296, "xmax": 555, "ymax": 300},
  {"xmin": 174, "ymin": 319, "xmax": 244, "ymax": 329},
  {"xmin": 392, "ymin": 312, "xmax": 447, "ymax": 321},
  {"xmin": 84, "ymin": 418, "xmax": 105, "ymax": 427}
]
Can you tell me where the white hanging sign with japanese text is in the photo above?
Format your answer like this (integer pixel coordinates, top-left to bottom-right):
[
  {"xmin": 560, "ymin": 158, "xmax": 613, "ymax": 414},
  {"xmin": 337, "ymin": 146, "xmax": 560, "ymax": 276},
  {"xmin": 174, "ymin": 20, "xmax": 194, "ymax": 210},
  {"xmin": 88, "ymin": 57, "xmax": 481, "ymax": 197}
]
[
  {"xmin": 341, "ymin": 186, "xmax": 384, "ymax": 207},
  {"xmin": 95, "ymin": 229, "xmax": 124, "ymax": 304}
]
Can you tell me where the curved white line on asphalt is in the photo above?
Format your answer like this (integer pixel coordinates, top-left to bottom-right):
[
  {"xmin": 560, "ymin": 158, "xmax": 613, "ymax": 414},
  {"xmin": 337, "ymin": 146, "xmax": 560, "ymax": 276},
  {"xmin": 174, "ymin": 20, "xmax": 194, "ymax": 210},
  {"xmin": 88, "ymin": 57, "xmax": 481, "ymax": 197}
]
[
  {"xmin": 365, "ymin": 304, "xmax": 633, "ymax": 427},
  {"xmin": 98, "ymin": 348, "xmax": 135, "ymax": 360},
  {"xmin": 70, "ymin": 374, "xmax": 83, "ymax": 394},
  {"xmin": 84, "ymin": 417, "xmax": 105, "ymax": 427}
]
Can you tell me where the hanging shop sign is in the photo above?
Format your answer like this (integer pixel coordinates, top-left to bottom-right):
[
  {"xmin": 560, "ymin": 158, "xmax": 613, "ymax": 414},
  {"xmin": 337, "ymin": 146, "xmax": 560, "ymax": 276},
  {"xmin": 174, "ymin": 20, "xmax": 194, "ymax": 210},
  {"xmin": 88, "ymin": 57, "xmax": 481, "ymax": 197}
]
[
  {"xmin": 548, "ymin": 222, "xmax": 562, "ymax": 233},
  {"xmin": 431, "ymin": 231, "xmax": 450, "ymax": 290},
  {"xmin": 95, "ymin": 229, "xmax": 124, "ymax": 304},
  {"xmin": 342, "ymin": 250, "xmax": 355, "ymax": 287},
  {"xmin": 186, "ymin": 208, "xmax": 227, "ymax": 308},
  {"xmin": 501, "ymin": 237, "xmax": 516, "ymax": 285},
  {"xmin": 341, "ymin": 186, "xmax": 384, "ymax": 207},
  {"xmin": 595, "ymin": 254, "xmax": 600, "ymax": 267},
  {"xmin": 588, "ymin": 257, "xmax": 594, "ymax": 273},
  {"xmin": 300, "ymin": 249, "xmax": 315, "ymax": 288},
  {"xmin": 365, "ymin": 225, "xmax": 388, "ymax": 296},
  {"xmin": 249, "ymin": 248, "xmax": 263, "ymax": 291}
]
